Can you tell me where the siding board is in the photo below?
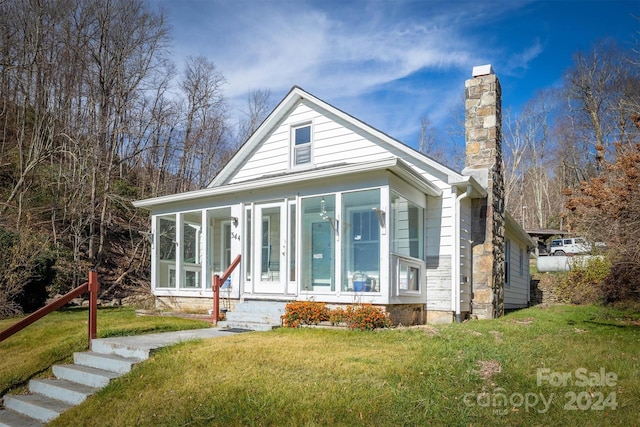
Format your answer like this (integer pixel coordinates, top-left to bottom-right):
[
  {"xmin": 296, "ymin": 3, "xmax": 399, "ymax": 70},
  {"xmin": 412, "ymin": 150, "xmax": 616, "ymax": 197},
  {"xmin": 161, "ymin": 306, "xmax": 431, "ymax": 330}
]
[
  {"xmin": 426, "ymin": 255, "xmax": 452, "ymax": 310},
  {"xmin": 504, "ymin": 228, "xmax": 530, "ymax": 309}
]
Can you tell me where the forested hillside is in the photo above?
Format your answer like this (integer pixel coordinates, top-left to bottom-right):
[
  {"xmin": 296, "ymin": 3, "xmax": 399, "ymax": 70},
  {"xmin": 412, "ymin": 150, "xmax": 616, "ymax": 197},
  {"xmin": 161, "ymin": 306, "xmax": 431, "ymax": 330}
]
[
  {"xmin": 0, "ymin": 0, "xmax": 638, "ymax": 317},
  {"xmin": 0, "ymin": 0, "xmax": 273, "ymax": 316}
]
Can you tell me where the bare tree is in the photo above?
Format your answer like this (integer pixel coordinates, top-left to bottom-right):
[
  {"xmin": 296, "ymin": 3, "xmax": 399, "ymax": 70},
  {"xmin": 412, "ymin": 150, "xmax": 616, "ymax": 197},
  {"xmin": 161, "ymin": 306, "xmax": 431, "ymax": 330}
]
[
  {"xmin": 175, "ymin": 56, "xmax": 228, "ymax": 192},
  {"xmin": 563, "ymin": 40, "xmax": 637, "ymax": 179},
  {"xmin": 237, "ymin": 88, "xmax": 273, "ymax": 146}
]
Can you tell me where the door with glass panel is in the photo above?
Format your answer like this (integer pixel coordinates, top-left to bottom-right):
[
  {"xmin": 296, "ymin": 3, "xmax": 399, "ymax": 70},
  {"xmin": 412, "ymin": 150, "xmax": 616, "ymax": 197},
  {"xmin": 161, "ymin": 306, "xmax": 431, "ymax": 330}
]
[{"xmin": 254, "ymin": 203, "xmax": 286, "ymax": 294}]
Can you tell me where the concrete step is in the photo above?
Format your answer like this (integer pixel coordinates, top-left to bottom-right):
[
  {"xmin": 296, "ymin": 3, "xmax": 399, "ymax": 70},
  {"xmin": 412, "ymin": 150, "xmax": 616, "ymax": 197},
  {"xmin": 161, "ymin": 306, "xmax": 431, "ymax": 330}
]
[
  {"xmin": 2, "ymin": 394, "xmax": 73, "ymax": 423},
  {"xmin": 90, "ymin": 338, "xmax": 152, "ymax": 360},
  {"xmin": 224, "ymin": 310, "xmax": 282, "ymax": 325},
  {"xmin": 218, "ymin": 320, "xmax": 277, "ymax": 332},
  {"xmin": 0, "ymin": 409, "xmax": 44, "ymax": 427},
  {"xmin": 232, "ymin": 300, "xmax": 287, "ymax": 314},
  {"xmin": 222, "ymin": 300, "xmax": 286, "ymax": 330},
  {"xmin": 52, "ymin": 364, "xmax": 120, "ymax": 388},
  {"xmin": 28, "ymin": 378, "xmax": 97, "ymax": 405},
  {"xmin": 74, "ymin": 351, "xmax": 141, "ymax": 374}
]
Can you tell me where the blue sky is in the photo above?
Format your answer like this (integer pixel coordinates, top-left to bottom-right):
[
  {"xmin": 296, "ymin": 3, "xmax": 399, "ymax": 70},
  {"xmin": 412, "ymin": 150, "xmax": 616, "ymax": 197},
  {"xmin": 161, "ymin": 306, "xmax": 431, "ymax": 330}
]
[{"xmin": 153, "ymin": 0, "xmax": 639, "ymax": 151}]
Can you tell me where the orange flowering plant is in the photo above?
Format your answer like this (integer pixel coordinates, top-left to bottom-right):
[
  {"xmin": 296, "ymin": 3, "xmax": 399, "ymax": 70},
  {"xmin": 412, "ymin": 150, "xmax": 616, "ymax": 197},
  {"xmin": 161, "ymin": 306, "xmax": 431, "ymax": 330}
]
[
  {"xmin": 343, "ymin": 303, "xmax": 392, "ymax": 331},
  {"xmin": 281, "ymin": 301, "xmax": 330, "ymax": 328},
  {"xmin": 282, "ymin": 301, "xmax": 391, "ymax": 330}
]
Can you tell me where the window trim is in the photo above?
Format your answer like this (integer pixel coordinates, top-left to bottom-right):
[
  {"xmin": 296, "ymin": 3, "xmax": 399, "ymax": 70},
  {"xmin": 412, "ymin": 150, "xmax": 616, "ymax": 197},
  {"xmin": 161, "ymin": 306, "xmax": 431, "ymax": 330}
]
[
  {"xmin": 505, "ymin": 239, "xmax": 511, "ymax": 287},
  {"xmin": 519, "ymin": 247, "xmax": 524, "ymax": 277},
  {"xmin": 341, "ymin": 189, "xmax": 381, "ymax": 293},
  {"xmin": 395, "ymin": 254, "xmax": 424, "ymax": 295},
  {"xmin": 291, "ymin": 122, "xmax": 313, "ymax": 167}
]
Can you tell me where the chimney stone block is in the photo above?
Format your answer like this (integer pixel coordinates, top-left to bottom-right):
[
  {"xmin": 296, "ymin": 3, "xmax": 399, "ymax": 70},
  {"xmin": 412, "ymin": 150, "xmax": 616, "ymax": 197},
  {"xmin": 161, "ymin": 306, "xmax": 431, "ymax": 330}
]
[{"xmin": 484, "ymin": 115, "xmax": 497, "ymax": 129}]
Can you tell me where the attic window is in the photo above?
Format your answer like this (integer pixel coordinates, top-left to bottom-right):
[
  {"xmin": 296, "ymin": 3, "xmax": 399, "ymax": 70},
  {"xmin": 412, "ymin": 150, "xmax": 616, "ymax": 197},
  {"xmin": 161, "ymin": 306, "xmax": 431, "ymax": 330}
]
[{"xmin": 292, "ymin": 124, "xmax": 312, "ymax": 166}]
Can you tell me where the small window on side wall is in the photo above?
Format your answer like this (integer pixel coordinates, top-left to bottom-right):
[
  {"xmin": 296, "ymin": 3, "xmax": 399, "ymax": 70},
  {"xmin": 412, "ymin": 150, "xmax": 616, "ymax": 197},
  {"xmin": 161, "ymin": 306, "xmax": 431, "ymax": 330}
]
[
  {"xmin": 292, "ymin": 124, "xmax": 311, "ymax": 166},
  {"xmin": 397, "ymin": 256, "xmax": 423, "ymax": 294}
]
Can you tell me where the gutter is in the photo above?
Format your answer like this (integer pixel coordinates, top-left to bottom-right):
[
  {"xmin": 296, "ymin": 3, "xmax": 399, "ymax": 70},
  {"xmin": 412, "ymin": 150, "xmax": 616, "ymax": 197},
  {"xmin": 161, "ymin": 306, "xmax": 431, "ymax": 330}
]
[
  {"xmin": 133, "ymin": 157, "xmax": 442, "ymax": 209},
  {"xmin": 454, "ymin": 184, "xmax": 473, "ymax": 323}
]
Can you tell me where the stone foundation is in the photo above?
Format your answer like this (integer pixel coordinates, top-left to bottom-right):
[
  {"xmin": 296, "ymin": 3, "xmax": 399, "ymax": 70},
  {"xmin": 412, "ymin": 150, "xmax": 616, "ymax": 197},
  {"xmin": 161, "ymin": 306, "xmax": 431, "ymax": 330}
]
[
  {"xmin": 384, "ymin": 304, "xmax": 425, "ymax": 325},
  {"xmin": 425, "ymin": 310, "xmax": 455, "ymax": 324}
]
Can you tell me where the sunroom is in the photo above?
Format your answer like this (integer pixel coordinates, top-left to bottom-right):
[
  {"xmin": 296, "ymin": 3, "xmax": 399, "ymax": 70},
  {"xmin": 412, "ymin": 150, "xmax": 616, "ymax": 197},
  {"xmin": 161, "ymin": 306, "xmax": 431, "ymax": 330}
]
[{"xmin": 140, "ymin": 158, "xmax": 443, "ymax": 307}]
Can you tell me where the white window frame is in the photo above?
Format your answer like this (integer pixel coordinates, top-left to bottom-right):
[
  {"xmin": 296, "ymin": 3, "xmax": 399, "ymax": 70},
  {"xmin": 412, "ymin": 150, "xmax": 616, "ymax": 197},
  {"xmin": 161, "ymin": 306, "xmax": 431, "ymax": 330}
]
[
  {"xmin": 519, "ymin": 247, "xmax": 524, "ymax": 276},
  {"xmin": 395, "ymin": 255, "xmax": 424, "ymax": 295},
  {"xmin": 291, "ymin": 123, "xmax": 313, "ymax": 167},
  {"xmin": 505, "ymin": 239, "xmax": 511, "ymax": 287}
]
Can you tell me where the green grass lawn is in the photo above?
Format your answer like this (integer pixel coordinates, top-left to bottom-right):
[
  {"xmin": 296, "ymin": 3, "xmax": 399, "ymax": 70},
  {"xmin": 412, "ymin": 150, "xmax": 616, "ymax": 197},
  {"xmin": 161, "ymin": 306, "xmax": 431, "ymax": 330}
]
[
  {"xmin": 2, "ymin": 305, "xmax": 639, "ymax": 426},
  {"xmin": 0, "ymin": 307, "xmax": 211, "ymax": 396}
]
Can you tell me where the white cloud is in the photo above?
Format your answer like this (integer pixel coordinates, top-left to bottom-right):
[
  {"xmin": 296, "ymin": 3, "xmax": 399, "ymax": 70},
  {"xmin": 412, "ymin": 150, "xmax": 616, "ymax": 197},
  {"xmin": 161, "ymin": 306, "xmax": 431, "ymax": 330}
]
[
  {"xmin": 153, "ymin": 0, "xmax": 590, "ymax": 149},
  {"xmin": 504, "ymin": 39, "xmax": 544, "ymax": 76}
]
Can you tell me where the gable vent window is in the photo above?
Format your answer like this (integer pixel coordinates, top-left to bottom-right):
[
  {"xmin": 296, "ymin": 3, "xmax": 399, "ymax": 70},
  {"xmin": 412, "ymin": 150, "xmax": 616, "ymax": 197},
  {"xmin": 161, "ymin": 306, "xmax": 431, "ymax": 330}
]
[{"xmin": 293, "ymin": 124, "xmax": 312, "ymax": 166}]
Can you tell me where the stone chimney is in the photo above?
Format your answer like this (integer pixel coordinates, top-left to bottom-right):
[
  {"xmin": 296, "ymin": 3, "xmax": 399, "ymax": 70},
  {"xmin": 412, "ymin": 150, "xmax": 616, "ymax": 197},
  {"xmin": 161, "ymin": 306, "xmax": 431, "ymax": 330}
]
[{"xmin": 462, "ymin": 64, "xmax": 505, "ymax": 319}]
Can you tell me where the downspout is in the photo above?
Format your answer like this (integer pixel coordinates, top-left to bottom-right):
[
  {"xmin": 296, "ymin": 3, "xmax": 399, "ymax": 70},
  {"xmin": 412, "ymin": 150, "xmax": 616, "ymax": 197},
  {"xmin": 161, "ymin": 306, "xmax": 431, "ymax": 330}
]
[{"xmin": 454, "ymin": 184, "xmax": 473, "ymax": 323}]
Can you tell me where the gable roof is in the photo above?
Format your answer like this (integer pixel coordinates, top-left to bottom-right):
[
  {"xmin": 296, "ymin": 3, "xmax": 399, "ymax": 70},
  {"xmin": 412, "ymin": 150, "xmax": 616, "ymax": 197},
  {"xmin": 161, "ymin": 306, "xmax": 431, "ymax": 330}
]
[{"xmin": 209, "ymin": 86, "xmax": 466, "ymax": 188}]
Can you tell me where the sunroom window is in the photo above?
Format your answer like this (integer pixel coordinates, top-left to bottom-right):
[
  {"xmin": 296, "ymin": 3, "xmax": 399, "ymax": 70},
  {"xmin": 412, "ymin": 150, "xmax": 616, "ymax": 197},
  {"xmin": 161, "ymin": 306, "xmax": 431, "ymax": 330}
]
[
  {"xmin": 391, "ymin": 192, "xmax": 425, "ymax": 295},
  {"xmin": 301, "ymin": 195, "xmax": 335, "ymax": 291},
  {"xmin": 342, "ymin": 189, "xmax": 380, "ymax": 292},
  {"xmin": 180, "ymin": 215, "xmax": 202, "ymax": 289},
  {"xmin": 156, "ymin": 213, "xmax": 202, "ymax": 289},
  {"xmin": 158, "ymin": 216, "xmax": 176, "ymax": 288},
  {"xmin": 391, "ymin": 192, "xmax": 424, "ymax": 259}
]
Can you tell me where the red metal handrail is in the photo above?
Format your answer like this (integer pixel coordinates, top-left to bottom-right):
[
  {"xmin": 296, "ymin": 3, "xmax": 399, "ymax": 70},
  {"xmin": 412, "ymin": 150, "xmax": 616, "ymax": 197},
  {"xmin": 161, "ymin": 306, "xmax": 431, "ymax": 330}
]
[
  {"xmin": 0, "ymin": 271, "xmax": 99, "ymax": 349},
  {"xmin": 213, "ymin": 255, "xmax": 241, "ymax": 323}
]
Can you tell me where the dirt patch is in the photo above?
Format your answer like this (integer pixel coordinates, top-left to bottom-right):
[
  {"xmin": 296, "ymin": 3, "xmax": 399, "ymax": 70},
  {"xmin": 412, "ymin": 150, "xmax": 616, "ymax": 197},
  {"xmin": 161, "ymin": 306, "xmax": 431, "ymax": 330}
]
[
  {"xmin": 406, "ymin": 324, "xmax": 439, "ymax": 336},
  {"xmin": 512, "ymin": 317, "xmax": 534, "ymax": 325},
  {"xmin": 489, "ymin": 330, "xmax": 503, "ymax": 343},
  {"xmin": 476, "ymin": 360, "xmax": 502, "ymax": 386}
]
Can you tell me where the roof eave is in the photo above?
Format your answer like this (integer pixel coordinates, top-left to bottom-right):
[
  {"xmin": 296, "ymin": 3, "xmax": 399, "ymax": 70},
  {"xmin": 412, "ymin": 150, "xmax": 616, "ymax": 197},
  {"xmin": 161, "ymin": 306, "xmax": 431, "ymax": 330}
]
[
  {"xmin": 450, "ymin": 176, "xmax": 488, "ymax": 198},
  {"xmin": 133, "ymin": 158, "xmax": 442, "ymax": 209},
  {"xmin": 505, "ymin": 211, "xmax": 536, "ymax": 247}
]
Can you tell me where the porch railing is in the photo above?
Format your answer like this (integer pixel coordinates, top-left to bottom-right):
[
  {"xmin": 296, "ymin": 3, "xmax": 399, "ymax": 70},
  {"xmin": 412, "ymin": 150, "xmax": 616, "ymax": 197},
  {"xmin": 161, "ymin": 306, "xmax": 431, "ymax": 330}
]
[
  {"xmin": 0, "ymin": 271, "xmax": 99, "ymax": 350},
  {"xmin": 213, "ymin": 255, "xmax": 241, "ymax": 323}
]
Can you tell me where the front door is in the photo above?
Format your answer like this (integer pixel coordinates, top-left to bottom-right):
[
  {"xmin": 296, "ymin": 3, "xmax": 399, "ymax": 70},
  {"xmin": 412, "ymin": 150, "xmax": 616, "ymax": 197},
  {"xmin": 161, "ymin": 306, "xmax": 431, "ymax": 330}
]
[{"xmin": 254, "ymin": 203, "xmax": 286, "ymax": 294}]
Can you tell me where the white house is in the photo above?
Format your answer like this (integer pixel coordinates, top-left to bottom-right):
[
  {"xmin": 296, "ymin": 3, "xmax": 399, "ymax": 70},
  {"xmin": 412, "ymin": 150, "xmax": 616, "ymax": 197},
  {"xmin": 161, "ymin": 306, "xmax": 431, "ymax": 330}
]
[{"xmin": 133, "ymin": 65, "xmax": 534, "ymax": 328}]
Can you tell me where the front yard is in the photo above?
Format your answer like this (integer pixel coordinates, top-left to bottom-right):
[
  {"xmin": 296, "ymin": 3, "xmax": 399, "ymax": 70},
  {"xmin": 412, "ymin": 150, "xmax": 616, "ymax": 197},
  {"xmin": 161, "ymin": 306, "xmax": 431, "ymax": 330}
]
[{"xmin": 23, "ymin": 304, "xmax": 638, "ymax": 426}]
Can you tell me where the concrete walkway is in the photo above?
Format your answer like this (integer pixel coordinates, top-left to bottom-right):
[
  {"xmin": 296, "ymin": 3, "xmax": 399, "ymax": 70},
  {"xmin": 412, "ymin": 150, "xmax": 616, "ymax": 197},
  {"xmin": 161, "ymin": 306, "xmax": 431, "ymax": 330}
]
[{"xmin": 92, "ymin": 327, "xmax": 246, "ymax": 357}]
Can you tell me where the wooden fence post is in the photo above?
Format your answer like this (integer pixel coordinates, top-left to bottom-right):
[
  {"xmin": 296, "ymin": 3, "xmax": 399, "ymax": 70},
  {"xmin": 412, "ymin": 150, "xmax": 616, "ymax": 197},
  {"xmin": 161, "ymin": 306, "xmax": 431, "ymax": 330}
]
[
  {"xmin": 88, "ymin": 270, "xmax": 98, "ymax": 349},
  {"xmin": 213, "ymin": 274, "xmax": 221, "ymax": 323}
]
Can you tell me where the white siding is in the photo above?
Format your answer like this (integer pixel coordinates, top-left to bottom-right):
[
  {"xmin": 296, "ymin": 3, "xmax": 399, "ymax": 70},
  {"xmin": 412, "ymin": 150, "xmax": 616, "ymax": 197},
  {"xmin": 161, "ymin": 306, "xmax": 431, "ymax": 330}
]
[
  {"xmin": 425, "ymin": 192, "xmax": 456, "ymax": 312},
  {"xmin": 426, "ymin": 255, "xmax": 452, "ymax": 310},
  {"xmin": 230, "ymin": 126, "xmax": 290, "ymax": 182},
  {"xmin": 504, "ymin": 227, "xmax": 530, "ymax": 309},
  {"xmin": 229, "ymin": 102, "xmax": 389, "ymax": 184},
  {"xmin": 459, "ymin": 197, "xmax": 472, "ymax": 312}
]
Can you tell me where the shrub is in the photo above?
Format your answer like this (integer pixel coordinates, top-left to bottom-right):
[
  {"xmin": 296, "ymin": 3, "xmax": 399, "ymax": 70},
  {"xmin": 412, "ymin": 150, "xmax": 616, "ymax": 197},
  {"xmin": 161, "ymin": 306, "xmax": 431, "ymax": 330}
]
[
  {"xmin": 329, "ymin": 307, "xmax": 346, "ymax": 325},
  {"xmin": 555, "ymin": 256, "xmax": 611, "ymax": 304},
  {"xmin": 282, "ymin": 302, "xmax": 392, "ymax": 330},
  {"xmin": 602, "ymin": 262, "xmax": 640, "ymax": 303},
  {"xmin": 0, "ymin": 227, "xmax": 56, "ymax": 317},
  {"xmin": 343, "ymin": 304, "xmax": 392, "ymax": 331},
  {"xmin": 281, "ymin": 301, "xmax": 329, "ymax": 328}
]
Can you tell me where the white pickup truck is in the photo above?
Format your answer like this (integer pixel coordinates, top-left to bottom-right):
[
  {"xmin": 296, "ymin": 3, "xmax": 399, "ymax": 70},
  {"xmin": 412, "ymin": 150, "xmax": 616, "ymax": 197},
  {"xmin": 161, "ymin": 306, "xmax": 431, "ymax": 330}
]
[{"xmin": 549, "ymin": 237, "xmax": 590, "ymax": 256}]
